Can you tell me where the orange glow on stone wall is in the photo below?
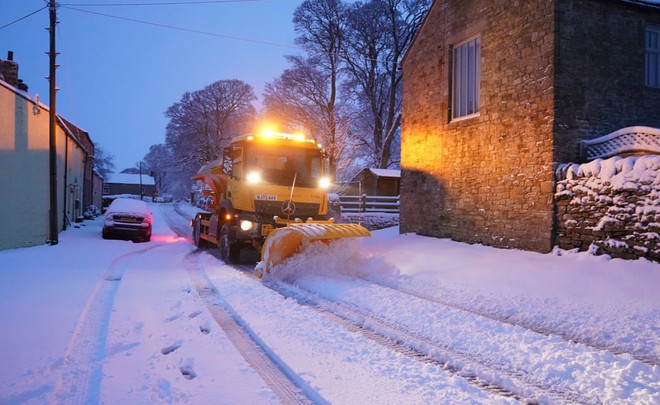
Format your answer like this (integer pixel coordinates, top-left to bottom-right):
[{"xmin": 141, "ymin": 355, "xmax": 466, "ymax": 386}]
[{"xmin": 401, "ymin": 127, "xmax": 444, "ymax": 174}]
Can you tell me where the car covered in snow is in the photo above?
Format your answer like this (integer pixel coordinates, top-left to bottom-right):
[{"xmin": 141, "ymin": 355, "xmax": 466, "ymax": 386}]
[{"xmin": 102, "ymin": 198, "xmax": 153, "ymax": 242}]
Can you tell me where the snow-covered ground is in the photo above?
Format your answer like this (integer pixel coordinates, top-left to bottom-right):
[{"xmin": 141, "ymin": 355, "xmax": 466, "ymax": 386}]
[{"xmin": 0, "ymin": 202, "xmax": 658, "ymax": 404}]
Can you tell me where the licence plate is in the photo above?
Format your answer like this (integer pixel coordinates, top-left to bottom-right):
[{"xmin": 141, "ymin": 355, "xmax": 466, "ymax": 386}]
[
  {"xmin": 256, "ymin": 194, "xmax": 278, "ymax": 201},
  {"xmin": 118, "ymin": 216, "xmax": 138, "ymax": 223}
]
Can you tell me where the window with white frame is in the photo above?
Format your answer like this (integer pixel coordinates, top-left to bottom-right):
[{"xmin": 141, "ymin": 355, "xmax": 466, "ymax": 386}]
[
  {"xmin": 452, "ymin": 35, "xmax": 481, "ymax": 119},
  {"xmin": 647, "ymin": 26, "xmax": 660, "ymax": 88}
]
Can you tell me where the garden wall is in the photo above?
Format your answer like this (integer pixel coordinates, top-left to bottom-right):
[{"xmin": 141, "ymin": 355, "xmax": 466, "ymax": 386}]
[{"xmin": 554, "ymin": 155, "xmax": 660, "ymax": 261}]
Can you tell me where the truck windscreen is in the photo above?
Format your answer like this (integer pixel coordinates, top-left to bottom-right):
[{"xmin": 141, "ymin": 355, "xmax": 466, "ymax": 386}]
[{"xmin": 247, "ymin": 145, "xmax": 323, "ymax": 187}]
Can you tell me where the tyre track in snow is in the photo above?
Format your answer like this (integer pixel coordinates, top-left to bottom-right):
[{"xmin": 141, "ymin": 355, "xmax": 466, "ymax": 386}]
[
  {"xmin": 182, "ymin": 252, "xmax": 322, "ymax": 405},
  {"xmin": 51, "ymin": 244, "xmax": 164, "ymax": 404},
  {"xmin": 362, "ymin": 277, "xmax": 660, "ymax": 367},
  {"xmin": 161, "ymin": 203, "xmax": 194, "ymax": 242},
  {"xmin": 162, "ymin": 205, "xmax": 655, "ymax": 403},
  {"xmin": 265, "ymin": 283, "xmax": 527, "ymax": 402},
  {"xmin": 265, "ymin": 281, "xmax": 595, "ymax": 405},
  {"xmin": 134, "ymin": 206, "xmax": 318, "ymax": 403},
  {"xmin": 53, "ymin": 204, "xmax": 294, "ymax": 404},
  {"xmin": 162, "ymin": 206, "xmax": 552, "ymax": 402}
]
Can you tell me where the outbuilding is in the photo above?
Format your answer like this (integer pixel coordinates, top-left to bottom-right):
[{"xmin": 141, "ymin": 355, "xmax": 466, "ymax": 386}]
[{"xmin": 349, "ymin": 168, "xmax": 401, "ymax": 197}]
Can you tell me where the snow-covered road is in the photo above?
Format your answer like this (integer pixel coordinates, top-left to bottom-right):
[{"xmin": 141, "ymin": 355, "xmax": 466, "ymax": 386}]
[{"xmin": 0, "ymin": 202, "xmax": 658, "ymax": 404}]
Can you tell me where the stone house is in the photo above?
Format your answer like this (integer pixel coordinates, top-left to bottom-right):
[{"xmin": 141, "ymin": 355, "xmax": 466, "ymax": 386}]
[
  {"xmin": 103, "ymin": 173, "xmax": 156, "ymax": 201},
  {"xmin": 400, "ymin": 0, "xmax": 660, "ymax": 253},
  {"xmin": 0, "ymin": 53, "xmax": 95, "ymax": 250}
]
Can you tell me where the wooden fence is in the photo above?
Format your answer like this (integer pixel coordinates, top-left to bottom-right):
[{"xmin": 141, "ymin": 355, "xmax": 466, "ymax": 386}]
[{"xmin": 337, "ymin": 194, "xmax": 400, "ymax": 214}]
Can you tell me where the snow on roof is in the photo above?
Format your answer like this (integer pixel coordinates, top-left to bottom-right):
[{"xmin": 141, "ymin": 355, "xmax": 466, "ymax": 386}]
[
  {"xmin": 369, "ymin": 168, "xmax": 400, "ymax": 178},
  {"xmin": 105, "ymin": 173, "xmax": 155, "ymax": 186}
]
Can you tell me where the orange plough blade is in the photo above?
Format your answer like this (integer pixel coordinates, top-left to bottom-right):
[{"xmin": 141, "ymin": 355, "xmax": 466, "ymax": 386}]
[{"xmin": 255, "ymin": 223, "xmax": 370, "ymax": 279}]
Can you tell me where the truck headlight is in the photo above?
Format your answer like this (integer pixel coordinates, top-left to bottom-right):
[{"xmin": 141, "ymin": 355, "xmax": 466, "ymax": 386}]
[
  {"xmin": 247, "ymin": 171, "xmax": 262, "ymax": 184},
  {"xmin": 319, "ymin": 177, "xmax": 331, "ymax": 189},
  {"xmin": 240, "ymin": 220, "xmax": 255, "ymax": 231}
]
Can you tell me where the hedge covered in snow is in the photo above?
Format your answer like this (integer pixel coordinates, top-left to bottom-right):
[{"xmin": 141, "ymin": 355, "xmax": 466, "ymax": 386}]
[{"xmin": 554, "ymin": 155, "xmax": 660, "ymax": 261}]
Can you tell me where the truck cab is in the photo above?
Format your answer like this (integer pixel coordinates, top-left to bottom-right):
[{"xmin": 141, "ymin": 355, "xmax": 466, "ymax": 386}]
[{"xmin": 191, "ymin": 131, "xmax": 333, "ymax": 263}]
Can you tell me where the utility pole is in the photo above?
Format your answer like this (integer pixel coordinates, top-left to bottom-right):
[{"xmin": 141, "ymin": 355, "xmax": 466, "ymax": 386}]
[
  {"xmin": 48, "ymin": 0, "xmax": 59, "ymax": 245},
  {"xmin": 139, "ymin": 162, "xmax": 144, "ymax": 201}
]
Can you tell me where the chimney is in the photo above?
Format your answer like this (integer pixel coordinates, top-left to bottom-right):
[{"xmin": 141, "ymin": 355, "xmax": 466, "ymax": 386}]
[
  {"xmin": 17, "ymin": 79, "xmax": 29, "ymax": 92},
  {"xmin": 0, "ymin": 51, "xmax": 22, "ymax": 89}
]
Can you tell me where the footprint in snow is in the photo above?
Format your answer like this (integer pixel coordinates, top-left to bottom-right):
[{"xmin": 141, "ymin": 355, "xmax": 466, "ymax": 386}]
[
  {"xmin": 161, "ymin": 341, "xmax": 182, "ymax": 355},
  {"xmin": 164, "ymin": 312, "xmax": 184, "ymax": 323},
  {"xmin": 180, "ymin": 359, "xmax": 197, "ymax": 380}
]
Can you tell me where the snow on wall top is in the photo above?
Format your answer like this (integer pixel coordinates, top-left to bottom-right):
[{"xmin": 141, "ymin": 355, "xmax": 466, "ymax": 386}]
[
  {"xmin": 556, "ymin": 155, "xmax": 660, "ymax": 189},
  {"xmin": 105, "ymin": 173, "xmax": 155, "ymax": 186}
]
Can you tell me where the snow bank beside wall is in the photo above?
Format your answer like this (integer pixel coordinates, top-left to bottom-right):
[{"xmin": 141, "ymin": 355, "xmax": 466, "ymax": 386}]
[{"xmin": 554, "ymin": 155, "xmax": 660, "ymax": 261}]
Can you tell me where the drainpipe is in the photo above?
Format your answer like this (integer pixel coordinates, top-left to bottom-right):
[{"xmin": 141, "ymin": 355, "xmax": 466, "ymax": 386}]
[{"xmin": 62, "ymin": 132, "xmax": 68, "ymax": 230}]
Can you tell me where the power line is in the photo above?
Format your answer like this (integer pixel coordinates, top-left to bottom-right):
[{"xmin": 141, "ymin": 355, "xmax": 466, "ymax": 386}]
[
  {"xmin": 60, "ymin": 0, "xmax": 262, "ymax": 6},
  {"xmin": 60, "ymin": 5, "xmax": 301, "ymax": 50},
  {"xmin": 0, "ymin": 6, "xmax": 48, "ymax": 30}
]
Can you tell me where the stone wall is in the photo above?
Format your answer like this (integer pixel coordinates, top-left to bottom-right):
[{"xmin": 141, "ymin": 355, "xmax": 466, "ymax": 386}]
[
  {"xmin": 554, "ymin": 155, "xmax": 660, "ymax": 261},
  {"xmin": 401, "ymin": 0, "xmax": 556, "ymax": 253},
  {"xmin": 554, "ymin": 0, "xmax": 660, "ymax": 163}
]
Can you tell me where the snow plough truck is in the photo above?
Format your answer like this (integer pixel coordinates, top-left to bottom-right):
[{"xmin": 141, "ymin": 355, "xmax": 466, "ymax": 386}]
[{"xmin": 190, "ymin": 130, "xmax": 370, "ymax": 278}]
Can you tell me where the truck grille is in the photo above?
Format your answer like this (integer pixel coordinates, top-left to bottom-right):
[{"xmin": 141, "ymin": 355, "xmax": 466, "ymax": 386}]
[{"xmin": 254, "ymin": 200, "xmax": 321, "ymax": 218}]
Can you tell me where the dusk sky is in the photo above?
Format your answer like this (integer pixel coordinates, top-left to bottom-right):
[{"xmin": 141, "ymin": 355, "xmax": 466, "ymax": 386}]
[{"xmin": 0, "ymin": 0, "xmax": 302, "ymax": 171}]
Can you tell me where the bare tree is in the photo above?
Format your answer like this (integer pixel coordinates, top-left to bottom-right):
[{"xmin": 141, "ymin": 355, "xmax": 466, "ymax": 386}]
[
  {"xmin": 264, "ymin": 0, "xmax": 429, "ymax": 177},
  {"xmin": 264, "ymin": 55, "xmax": 355, "ymax": 178},
  {"xmin": 143, "ymin": 144, "xmax": 170, "ymax": 175},
  {"xmin": 165, "ymin": 79, "xmax": 256, "ymax": 180},
  {"xmin": 141, "ymin": 144, "xmax": 167, "ymax": 193},
  {"xmin": 92, "ymin": 142, "xmax": 115, "ymax": 178},
  {"xmin": 266, "ymin": 0, "xmax": 348, "ymax": 178},
  {"xmin": 343, "ymin": 0, "xmax": 430, "ymax": 169}
]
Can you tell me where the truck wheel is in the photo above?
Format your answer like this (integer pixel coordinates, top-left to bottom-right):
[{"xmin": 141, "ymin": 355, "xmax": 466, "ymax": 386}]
[
  {"xmin": 193, "ymin": 217, "xmax": 208, "ymax": 249},
  {"xmin": 219, "ymin": 223, "xmax": 240, "ymax": 264}
]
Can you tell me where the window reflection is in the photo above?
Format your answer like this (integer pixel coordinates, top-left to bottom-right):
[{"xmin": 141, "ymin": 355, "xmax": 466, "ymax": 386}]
[{"xmin": 247, "ymin": 145, "xmax": 323, "ymax": 187}]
